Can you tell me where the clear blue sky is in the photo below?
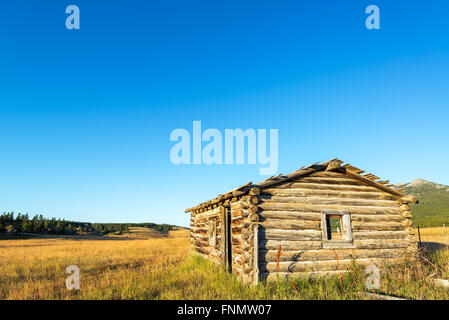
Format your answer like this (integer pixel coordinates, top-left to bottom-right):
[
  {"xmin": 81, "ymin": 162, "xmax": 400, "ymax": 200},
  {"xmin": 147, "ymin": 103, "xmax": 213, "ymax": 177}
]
[{"xmin": 1, "ymin": 1, "xmax": 448, "ymax": 227}]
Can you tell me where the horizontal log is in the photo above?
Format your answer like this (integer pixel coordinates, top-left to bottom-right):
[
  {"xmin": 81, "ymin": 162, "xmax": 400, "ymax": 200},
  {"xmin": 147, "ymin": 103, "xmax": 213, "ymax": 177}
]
[
  {"xmin": 195, "ymin": 246, "xmax": 211, "ymax": 255},
  {"xmin": 243, "ymin": 241, "xmax": 252, "ymax": 251},
  {"xmin": 232, "ymin": 246, "xmax": 244, "ymax": 255},
  {"xmin": 242, "ymin": 229, "xmax": 253, "ymax": 240},
  {"xmin": 258, "ymin": 240, "xmax": 322, "ymax": 250},
  {"xmin": 193, "ymin": 218, "xmax": 223, "ymax": 225},
  {"xmin": 259, "ymin": 195, "xmax": 398, "ymax": 208},
  {"xmin": 403, "ymin": 219, "xmax": 413, "ymax": 227},
  {"xmin": 263, "ymin": 270, "xmax": 348, "ymax": 281},
  {"xmin": 209, "ymin": 250, "xmax": 222, "ymax": 258},
  {"xmin": 231, "ymin": 226, "xmax": 243, "ymax": 234},
  {"xmin": 353, "ymin": 230, "xmax": 407, "ymax": 240},
  {"xmin": 231, "ymin": 232, "xmax": 244, "ymax": 242},
  {"xmin": 260, "ymin": 257, "xmax": 404, "ymax": 273},
  {"xmin": 232, "ymin": 264, "xmax": 244, "ymax": 274},
  {"xmin": 351, "ymin": 221, "xmax": 406, "ymax": 231},
  {"xmin": 230, "ymin": 209, "xmax": 247, "ymax": 218},
  {"xmin": 243, "ymin": 262, "xmax": 253, "ymax": 273},
  {"xmin": 191, "ymin": 228, "xmax": 208, "ymax": 234},
  {"xmin": 193, "ymin": 238, "xmax": 209, "ymax": 245},
  {"xmin": 259, "ymin": 210, "xmax": 322, "ymax": 221},
  {"xmin": 258, "ymin": 202, "xmax": 401, "ymax": 215},
  {"xmin": 350, "ymin": 214, "xmax": 404, "ymax": 222},
  {"xmin": 259, "ymin": 248, "xmax": 407, "ymax": 263},
  {"xmin": 231, "ymin": 202, "xmax": 258, "ymax": 212},
  {"xmin": 262, "ymin": 188, "xmax": 397, "ymax": 201},
  {"xmin": 258, "ymin": 219, "xmax": 320, "ymax": 231},
  {"xmin": 298, "ymin": 176, "xmax": 370, "ymax": 186},
  {"xmin": 357, "ymin": 292, "xmax": 407, "ymax": 300},
  {"xmin": 307, "ymin": 171, "xmax": 356, "ymax": 178},
  {"xmin": 249, "ymin": 213, "xmax": 259, "ymax": 222},
  {"xmin": 259, "ymin": 228, "xmax": 322, "ymax": 241},
  {"xmin": 354, "ymin": 239, "xmax": 410, "ymax": 249},
  {"xmin": 402, "ymin": 211, "xmax": 412, "ymax": 218},
  {"xmin": 194, "ymin": 209, "xmax": 222, "ymax": 220},
  {"xmin": 249, "ymin": 188, "xmax": 261, "ymax": 196},
  {"xmin": 288, "ymin": 182, "xmax": 379, "ymax": 192},
  {"xmin": 192, "ymin": 234, "xmax": 209, "ymax": 240},
  {"xmin": 232, "ymin": 218, "xmax": 249, "ymax": 226},
  {"xmin": 192, "ymin": 221, "xmax": 209, "ymax": 227},
  {"xmin": 248, "ymin": 195, "xmax": 259, "ymax": 205}
]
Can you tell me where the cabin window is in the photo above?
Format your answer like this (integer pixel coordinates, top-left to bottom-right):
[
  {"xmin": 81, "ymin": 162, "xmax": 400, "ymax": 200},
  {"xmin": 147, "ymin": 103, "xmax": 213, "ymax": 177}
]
[
  {"xmin": 209, "ymin": 219, "xmax": 217, "ymax": 246},
  {"xmin": 327, "ymin": 216, "xmax": 344, "ymax": 240},
  {"xmin": 321, "ymin": 210, "xmax": 353, "ymax": 247}
]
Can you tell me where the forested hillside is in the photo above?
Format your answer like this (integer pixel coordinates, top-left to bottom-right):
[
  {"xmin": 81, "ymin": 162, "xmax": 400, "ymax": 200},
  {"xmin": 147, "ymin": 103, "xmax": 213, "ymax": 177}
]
[
  {"xmin": 396, "ymin": 179, "xmax": 449, "ymax": 227},
  {"xmin": 0, "ymin": 212, "xmax": 175, "ymax": 237}
]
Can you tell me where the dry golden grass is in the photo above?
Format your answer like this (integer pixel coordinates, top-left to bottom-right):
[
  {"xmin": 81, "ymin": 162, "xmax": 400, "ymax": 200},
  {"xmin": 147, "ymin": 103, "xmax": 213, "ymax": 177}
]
[
  {"xmin": 0, "ymin": 228, "xmax": 190, "ymax": 299},
  {"xmin": 2, "ymin": 226, "xmax": 449, "ymax": 300},
  {"xmin": 414, "ymin": 227, "xmax": 449, "ymax": 245}
]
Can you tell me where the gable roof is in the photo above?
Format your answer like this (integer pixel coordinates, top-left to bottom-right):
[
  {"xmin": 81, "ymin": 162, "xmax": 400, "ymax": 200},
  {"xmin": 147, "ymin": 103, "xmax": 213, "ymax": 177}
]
[{"xmin": 185, "ymin": 158, "xmax": 418, "ymax": 213}]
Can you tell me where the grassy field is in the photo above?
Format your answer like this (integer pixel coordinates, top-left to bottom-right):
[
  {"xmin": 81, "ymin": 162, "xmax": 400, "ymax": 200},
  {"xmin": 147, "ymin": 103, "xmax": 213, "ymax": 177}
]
[
  {"xmin": 1, "ymin": 227, "xmax": 449, "ymax": 300},
  {"xmin": 414, "ymin": 227, "xmax": 449, "ymax": 245}
]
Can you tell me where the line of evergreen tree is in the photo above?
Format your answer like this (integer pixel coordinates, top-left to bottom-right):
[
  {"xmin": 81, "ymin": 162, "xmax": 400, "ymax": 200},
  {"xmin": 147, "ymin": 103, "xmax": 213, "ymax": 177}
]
[
  {"xmin": 0, "ymin": 212, "xmax": 93, "ymax": 235},
  {"xmin": 91, "ymin": 223, "xmax": 173, "ymax": 234},
  {"xmin": 0, "ymin": 212, "xmax": 175, "ymax": 236}
]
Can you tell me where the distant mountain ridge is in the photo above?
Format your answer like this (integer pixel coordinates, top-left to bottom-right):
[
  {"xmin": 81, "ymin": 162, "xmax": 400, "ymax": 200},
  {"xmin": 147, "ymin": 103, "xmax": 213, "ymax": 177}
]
[{"xmin": 394, "ymin": 179, "xmax": 449, "ymax": 227}]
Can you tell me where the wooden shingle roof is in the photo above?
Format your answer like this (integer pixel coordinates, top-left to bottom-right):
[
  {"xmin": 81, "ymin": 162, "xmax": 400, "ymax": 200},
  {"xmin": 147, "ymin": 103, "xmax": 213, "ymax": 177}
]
[{"xmin": 185, "ymin": 158, "xmax": 418, "ymax": 213}]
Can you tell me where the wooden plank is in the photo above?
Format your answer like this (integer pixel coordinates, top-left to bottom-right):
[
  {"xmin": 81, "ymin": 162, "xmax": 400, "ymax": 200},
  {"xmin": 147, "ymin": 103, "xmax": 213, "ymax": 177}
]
[
  {"xmin": 259, "ymin": 210, "xmax": 322, "ymax": 221},
  {"xmin": 259, "ymin": 195, "xmax": 398, "ymax": 208},
  {"xmin": 258, "ymin": 240, "xmax": 322, "ymax": 250},
  {"xmin": 363, "ymin": 174, "xmax": 380, "ymax": 181},
  {"xmin": 344, "ymin": 170, "xmax": 403, "ymax": 198},
  {"xmin": 357, "ymin": 292, "xmax": 407, "ymax": 300},
  {"xmin": 259, "ymin": 228, "xmax": 322, "ymax": 241},
  {"xmin": 353, "ymin": 230, "xmax": 407, "ymax": 240},
  {"xmin": 259, "ymin": 248, "xmax": 407, "ymax": 263},
  {"xmin": 258, "ymin": 219, "xmax": 321, "ymax": 231},
  {"xmin": 253, "ymin": 225, "xmax": 259, "ymax": 284},
  {"xmin": 262, "ymin": 188, "xmax": 396, "ymax": 201},
  {"xmin": 430, "ymin": 278, "xmax": 449, "ymax": 288},
  {"xmin": 351, "ymin": 221, "xmax": 406, "ymax": 231},
  {"xmin": 353, "ymin": 239, "xmax": 411, "ymax": 249},
  {"xmin": 223, "ymin": 207, "xmax": 228, "ymax": 271},
  {"xmin": 308, "ymin": 171, "xmax": 349, "ymax": 178},
  {"xmin": 351, "ymin": 214, "xmax": 404, "ymax": 222},
  {"xmin": 260, "ymin": 257, "xmax": 404, "ymax": 273},
  {"xmin": 258, "ymin": 202, "xmax": 402, "ymax": 215},
  {"xmin": 297, "ymin": 176, "xmax": 367, "ymax": 186},
  {"xmin": 341, "ymin": 164, "xmax": 365, "ymax": 174},
  {"xmin": 288, "ymin": 182, "xmax": 379, "ymax": 192},
  {"xmin": 263, "ymin": 270, "xmax": 347, "ymax": 281}
]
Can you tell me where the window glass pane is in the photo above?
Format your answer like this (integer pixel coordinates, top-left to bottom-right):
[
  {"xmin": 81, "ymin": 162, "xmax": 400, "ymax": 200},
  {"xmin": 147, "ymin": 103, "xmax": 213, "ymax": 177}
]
[{"xmin": 327, "ymin": 215, "xmax": 343, "ymax": 240}]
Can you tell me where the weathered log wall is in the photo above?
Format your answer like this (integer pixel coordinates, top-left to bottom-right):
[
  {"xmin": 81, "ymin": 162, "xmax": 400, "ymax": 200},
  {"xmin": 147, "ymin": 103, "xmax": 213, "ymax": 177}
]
[
  {"xmin": 230, "ymin": 193, "xmax": 260, "ymax": 284},
  {"xmin": 257, "ymin": 170, "xmax": 417, "ymax": 280},
  {"xmin": 190, "ymin": 206, "xmax": 224, "ymax": 265}
]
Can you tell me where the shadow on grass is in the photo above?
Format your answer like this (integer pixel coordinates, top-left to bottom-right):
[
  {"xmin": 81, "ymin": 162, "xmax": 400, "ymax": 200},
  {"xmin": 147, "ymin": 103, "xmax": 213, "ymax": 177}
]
[{"xmin": 419, "ymin": 241, "xmax": 449, "ymax": 253}]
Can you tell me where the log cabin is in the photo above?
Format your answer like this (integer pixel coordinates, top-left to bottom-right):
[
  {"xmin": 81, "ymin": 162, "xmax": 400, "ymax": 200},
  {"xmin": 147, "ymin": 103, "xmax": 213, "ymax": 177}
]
[{"xmin": 185, "ymin": 159, "xmax": 418, "ymax": 284}]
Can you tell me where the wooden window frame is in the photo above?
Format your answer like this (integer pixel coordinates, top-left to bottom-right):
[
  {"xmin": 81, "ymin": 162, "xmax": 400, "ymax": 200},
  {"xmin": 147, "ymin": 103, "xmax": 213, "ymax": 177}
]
[{"xmin": 321, "ymin": 210, "xmax": 354, "ymax": 248}]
